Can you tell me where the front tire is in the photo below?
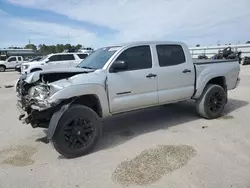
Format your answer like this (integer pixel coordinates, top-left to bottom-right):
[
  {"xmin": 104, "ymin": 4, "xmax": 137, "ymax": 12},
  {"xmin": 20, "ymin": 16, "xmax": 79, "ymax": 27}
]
[
  {"xmin": 52, "ymin": 105, "xmax": 101, "ymax": 158},
  {"xmin": 0, "ymin": 65, "xmax": 6, "ymax": 72},
  {"xmin": 196, "ymin": 84, "xmax": 227, "ymax": 119}
]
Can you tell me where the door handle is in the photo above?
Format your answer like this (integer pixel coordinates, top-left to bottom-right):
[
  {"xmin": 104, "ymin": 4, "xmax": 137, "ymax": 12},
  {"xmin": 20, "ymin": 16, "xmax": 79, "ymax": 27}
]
[
  {"xmin": 146, "ymin": 73, "xmax": 157, "ymax": 78},
  {"xmin": 182, "ymin": 69, "xmax": 191, "ymax": 73}
]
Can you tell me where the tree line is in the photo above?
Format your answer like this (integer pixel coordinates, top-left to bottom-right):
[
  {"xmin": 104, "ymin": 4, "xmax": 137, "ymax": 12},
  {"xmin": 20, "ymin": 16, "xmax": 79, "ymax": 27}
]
[{"xmin": 7, "ymin": 44, "xmax": 93, "ymax": 55}]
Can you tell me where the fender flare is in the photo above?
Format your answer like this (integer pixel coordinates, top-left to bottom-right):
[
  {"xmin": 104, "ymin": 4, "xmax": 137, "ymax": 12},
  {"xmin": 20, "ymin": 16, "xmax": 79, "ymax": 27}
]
[{"xmin": 47, "ymin": 103, "xmax": 71, "ymax": 139}]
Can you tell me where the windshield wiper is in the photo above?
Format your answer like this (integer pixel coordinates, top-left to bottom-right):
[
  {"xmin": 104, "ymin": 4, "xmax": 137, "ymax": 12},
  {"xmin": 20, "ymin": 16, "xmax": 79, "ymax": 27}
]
[{"xmin": 80, "ymin": 66, "xmax": 96, "ymax": 70}]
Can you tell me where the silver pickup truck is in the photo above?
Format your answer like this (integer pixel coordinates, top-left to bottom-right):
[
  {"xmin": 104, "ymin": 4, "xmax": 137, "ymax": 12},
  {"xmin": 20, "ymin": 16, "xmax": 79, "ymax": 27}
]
[{"xmin": 15, "ymin": 41, "xmax": 241, "ymax": 158}]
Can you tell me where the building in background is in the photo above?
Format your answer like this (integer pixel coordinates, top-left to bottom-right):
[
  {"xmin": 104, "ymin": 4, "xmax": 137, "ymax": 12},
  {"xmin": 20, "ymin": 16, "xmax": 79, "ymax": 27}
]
[{"xmin": 0, "ymin": 48, "xmax": 42, "ymax": 61}]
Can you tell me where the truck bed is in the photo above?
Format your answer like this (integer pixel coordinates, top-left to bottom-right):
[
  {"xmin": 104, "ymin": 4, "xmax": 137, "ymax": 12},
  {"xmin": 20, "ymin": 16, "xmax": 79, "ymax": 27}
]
[
  {"xmin": 193, "ymin": 58, "xmax": 240, "ymax": 65},
  {"xmin": 192, "ymin": 58, "xmax": 240, "ymax": 99}
]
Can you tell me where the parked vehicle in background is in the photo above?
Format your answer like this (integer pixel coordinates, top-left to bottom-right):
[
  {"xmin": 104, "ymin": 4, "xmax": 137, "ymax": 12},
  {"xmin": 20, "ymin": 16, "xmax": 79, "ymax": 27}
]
[
  {"xmin": 0, "ymin": 56, "xmax": 28, "ymax": 72},
  {"xmin": 16, "ymin": 41, "xmax": 240, "ymax": 158},
  {"xmin": 212, "ymin": 47, "xmax": 242, "ymax": 63},
  {"xmin": 15, "ymin": 57, "xmax": 44, "ymax": 73},
  {"xmin": 21, "ymin": 52, "xmax": 90, "ymax": 74},
  {"xmin": 79, "ymin": 47, "xmax": 94, "ymax": 54},
  {"xmin": 30, "ymin": 56, "xmax": 43, "ymax": 62},
  {"xmin": 198, "ymin": 54, "xmax": 208, "ymax": 59},
  {"xmin": 242, "ymin": 57, "xmax": 250, "ymax": 65}
]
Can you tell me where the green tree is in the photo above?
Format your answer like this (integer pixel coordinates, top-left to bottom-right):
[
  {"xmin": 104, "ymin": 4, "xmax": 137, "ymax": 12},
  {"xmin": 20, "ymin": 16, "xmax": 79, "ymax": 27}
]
[
  {"xmin": 75, "ymin": 44, "xmax": 82, "ymax": 50},
  {"xmin": 196, "ymin": 44, "xmax": 200, "ymax": 47},
  {"xmin": 25, "ymin": 44, "xmax": 37, "ymax": 51}
]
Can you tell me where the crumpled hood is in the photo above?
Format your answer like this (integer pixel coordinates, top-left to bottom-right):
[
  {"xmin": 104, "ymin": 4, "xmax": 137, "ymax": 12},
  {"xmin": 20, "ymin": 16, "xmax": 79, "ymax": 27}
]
[
  {"xmin": 49, "ymin": 69, "xmax": 107, "ymax": 89},
  {"xmin": 25, "ymin": 67, "xmax": 94, "ymax": 83}
]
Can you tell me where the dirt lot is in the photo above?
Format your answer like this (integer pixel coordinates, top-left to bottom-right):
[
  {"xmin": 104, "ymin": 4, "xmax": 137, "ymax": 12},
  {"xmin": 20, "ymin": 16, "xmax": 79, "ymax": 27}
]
[{"xmin": 0, "ymin": 67, "xmax": 250, "ymax": 188}]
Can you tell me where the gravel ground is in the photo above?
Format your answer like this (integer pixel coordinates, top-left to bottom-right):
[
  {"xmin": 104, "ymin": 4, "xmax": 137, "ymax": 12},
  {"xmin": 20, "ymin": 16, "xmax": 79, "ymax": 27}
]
[{"xmin": 0, "ymin": 67, "xmax": 250, "ymax": 188}]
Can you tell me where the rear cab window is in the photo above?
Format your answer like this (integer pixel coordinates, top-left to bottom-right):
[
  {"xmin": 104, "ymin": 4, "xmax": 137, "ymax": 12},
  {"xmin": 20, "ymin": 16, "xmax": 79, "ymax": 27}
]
[{"xmin": 156, "ymin": 45, "xmax": 186, "ymax": 67}]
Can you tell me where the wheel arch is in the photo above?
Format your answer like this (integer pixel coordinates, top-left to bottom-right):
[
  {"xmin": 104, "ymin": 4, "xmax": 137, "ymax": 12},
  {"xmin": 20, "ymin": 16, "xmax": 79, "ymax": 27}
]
[
  {"xmin": 47, "ymin": 84, "xmax": 109, "ymax": 139},
  {"xmin": 193, "ymin": 75, "xmax": 227, "ymax": 99}
]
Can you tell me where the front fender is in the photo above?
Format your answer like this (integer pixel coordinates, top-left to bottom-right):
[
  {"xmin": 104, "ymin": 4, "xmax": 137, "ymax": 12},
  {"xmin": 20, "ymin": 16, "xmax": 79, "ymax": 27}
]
[{"xmin": 49, "ymin": 84, "xmax": 110, "ymax": 117}]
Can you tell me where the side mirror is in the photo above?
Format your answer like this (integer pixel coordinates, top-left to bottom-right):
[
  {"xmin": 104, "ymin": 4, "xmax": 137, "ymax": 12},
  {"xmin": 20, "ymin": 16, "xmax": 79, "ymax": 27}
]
[
  {"xmin": 110, "ymin": 60, "xmax": 127, "ymax": 72},
  {"xmin": 45, "ymin": 60, "xmax": 49, "ymax": 63}
]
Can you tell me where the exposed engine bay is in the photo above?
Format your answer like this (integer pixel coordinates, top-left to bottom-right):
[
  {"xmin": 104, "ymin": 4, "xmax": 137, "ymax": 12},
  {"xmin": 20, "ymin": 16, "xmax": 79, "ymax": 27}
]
[{"xmin": 16, "ymin": 69, "xmax": 93, "ymax": 128}]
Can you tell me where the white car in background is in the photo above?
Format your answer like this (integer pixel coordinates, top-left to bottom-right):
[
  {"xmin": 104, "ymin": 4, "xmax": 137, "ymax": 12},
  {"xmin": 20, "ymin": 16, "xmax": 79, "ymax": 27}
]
[
  {"xmin": 0, "ymin": 56, "xmax": 28, "ymax": 72},
  {"xmin": 21, "ymin": 52, "xmax": 90, "ymax": 74}
]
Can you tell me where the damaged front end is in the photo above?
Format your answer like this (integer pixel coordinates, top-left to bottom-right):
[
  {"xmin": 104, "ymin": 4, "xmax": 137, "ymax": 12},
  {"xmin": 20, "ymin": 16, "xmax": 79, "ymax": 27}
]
[
  {"xmin": 17, "ymin": 80, "xmax": 65, "ymax": 128},
  {"xmin": 16, "ymin": 69, "xmax": 91, "ymax": 128}
]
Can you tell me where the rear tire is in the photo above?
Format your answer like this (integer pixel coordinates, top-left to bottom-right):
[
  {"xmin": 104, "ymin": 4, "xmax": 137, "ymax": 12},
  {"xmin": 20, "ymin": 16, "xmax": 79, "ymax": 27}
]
[
  {"xmin": 52, "ymin": 105, "xmax": 101, "ymax": 158},
  {"xmin": 196, "ymin": 84, "xmax": 227, "ymax": 119},
  {"xmin": 0, "ymin": 65, "xmax": 6, "ymax": 72}
]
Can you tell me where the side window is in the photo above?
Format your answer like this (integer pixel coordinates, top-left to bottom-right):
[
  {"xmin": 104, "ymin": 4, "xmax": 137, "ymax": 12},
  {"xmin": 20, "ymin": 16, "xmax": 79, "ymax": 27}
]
[
  {"xmin": 18, "ymin": 57, "xmax": 22, "ymax": 61},
  {"xmin": 77, "ymin": 54, "xmax": 88, "ymax": 59},
  {"xmin": 156, "ymin": 45, "xmax": 186, "ymax": 67},
  {"xmin": 61, "ymin": 54, "xmax": 75, "ymax": 61},
  {"xmin": 116, "ymin": 45, "xmax": 152, "ymax": 71},
  {"xmin": 49, "ymin": 55, "xmax": 62, "ymax": 62},
  {"xmin": 8, "ymin": 57, "xmax": 16, "ymax": 62}
]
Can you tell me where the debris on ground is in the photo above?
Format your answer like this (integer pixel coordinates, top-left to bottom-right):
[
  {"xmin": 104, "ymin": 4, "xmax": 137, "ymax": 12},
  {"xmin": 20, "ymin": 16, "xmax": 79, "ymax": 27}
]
[
  {"xmin": 112, "ymin": 145, "xmax": 196, "ymax": 186},
  {"xmin": 4, "ymin": 84, "xmax": 14, "ymax": 88},
  {"xmin": 202, "ymin": 126, "xmax": 208, "ymax": 129},
  {"xmin": 4, "ymin": 80, "xmax": 16, "ymax": 88}
]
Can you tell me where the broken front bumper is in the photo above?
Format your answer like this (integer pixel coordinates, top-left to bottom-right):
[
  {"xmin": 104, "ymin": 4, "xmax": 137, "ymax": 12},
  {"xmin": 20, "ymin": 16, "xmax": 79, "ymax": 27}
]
[{"xmin": 16, "ymin": 100, "xmax": 29, "ymax": 124}]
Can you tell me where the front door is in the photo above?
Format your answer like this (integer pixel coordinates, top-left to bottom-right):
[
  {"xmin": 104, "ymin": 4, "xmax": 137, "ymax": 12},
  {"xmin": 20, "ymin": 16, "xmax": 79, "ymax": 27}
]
[
  {"xmin": 6, "ymin": 57, "xmax": 17, "ymax": 68},
  {"xmin": 107, "ymin": 45, "xmax": 158, "ymax": 114}
]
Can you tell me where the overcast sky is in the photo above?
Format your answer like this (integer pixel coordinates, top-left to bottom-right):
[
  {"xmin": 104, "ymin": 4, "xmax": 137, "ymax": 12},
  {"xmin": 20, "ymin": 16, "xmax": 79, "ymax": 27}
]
[{"xmin": 0, "ymin": 0, "xmax": 249, "ymax": 48}]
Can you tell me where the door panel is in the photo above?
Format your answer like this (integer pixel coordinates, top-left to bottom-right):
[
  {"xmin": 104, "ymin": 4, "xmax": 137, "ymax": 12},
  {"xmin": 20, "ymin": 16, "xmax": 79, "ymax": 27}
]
[
  {"xmin": 60, "ymin": 54, "xmax": 76, "ymax": 68},
  {"xmin": 108, "ymin": 69, "xmax": 158, "ymax": 113},
  {"xmin": 155, "ymin": 45, "xmax": 195, "ymax": 103},
  {"xmin": 107, "ymin": 45, "xmax": 158, "ymax": 113},
  {"xmin": 6, "ymin": 57, "xmax": 17, "ymax": 68},
  {"xmin": 46, "ymin": 55, "xmax": 63, "ymax": 69}
]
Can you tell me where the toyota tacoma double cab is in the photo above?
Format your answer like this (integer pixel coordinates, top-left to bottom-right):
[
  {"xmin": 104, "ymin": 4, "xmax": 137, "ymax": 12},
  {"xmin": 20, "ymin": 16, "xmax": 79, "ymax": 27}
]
[{"xmin": 15, "ymin": 41, "xmax": 241, "ymax": 158}]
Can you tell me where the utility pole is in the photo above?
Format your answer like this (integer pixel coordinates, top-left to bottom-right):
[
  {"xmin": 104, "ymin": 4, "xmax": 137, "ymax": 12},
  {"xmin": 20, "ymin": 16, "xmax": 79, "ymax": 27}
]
[{"xmin": 68, "ymin": 32, "xmax": 70, "ymax": 44}]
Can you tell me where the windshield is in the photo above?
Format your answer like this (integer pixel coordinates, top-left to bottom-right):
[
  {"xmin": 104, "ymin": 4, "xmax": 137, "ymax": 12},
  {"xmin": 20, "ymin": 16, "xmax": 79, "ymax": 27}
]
[
  {"xmin": 38, "ymin": 55, "xmax": 48, "ymax": 62},
  {"xmin": 77, "ymin": 46, "xmax": 121, "ymax": 69}
]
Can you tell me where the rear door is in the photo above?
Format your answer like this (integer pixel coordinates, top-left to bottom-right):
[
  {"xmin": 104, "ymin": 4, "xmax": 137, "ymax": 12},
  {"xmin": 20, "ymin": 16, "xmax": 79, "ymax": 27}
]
[
  {"xmin": 60, "ymin": 54, "xmax": 76, "ymax": 67},
  {"xmin": 155, "ymin": 44, "xmax": 195, "ymax": 103},
  {"xmin": 107, "ymin": 45, "xmax": 158, "ymax": 113}
]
